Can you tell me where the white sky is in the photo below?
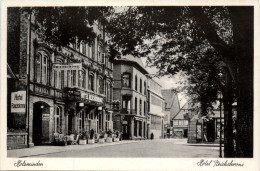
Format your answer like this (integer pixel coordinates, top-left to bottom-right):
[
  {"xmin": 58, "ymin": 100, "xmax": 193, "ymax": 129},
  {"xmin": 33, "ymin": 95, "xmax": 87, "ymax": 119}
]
[{"xmin": 141, "ymin": 58, "xmax": 188, "ymax": 107}]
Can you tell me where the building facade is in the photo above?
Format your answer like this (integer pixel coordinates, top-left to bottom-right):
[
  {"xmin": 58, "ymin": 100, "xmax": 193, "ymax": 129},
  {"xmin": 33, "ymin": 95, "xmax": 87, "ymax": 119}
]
[
  {"xmin": 112, "ymin": 55, "xmax": 148, "ymax": 140},
  {"xmin": 7, "ymin": 9, "xmax": 113, "ymax": 149},
  {"xmin": 147, "ymin": 78, "xmax": 165, "ymax": 139},
  {"xmin": 171, "ymin": 103, "xmax": 190, "ymax": 138},
  {"xmin": 161, "ymin": 89, "xmax": 180, "ymax": 138}
]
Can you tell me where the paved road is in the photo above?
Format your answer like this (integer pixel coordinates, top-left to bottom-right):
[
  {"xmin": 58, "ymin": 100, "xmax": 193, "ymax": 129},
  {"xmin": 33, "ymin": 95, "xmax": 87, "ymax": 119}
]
[{"xmin": 31, "ymin": 139, "xmax": 219, "ymax": 158}]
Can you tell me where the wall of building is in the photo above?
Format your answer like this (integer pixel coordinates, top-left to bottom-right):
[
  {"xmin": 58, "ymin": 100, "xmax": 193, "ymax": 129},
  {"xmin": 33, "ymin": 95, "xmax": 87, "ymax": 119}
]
[
  {"xmin": 150, "ymin": 114, "xmax": 163, "ymax": 139},
  {"xmin": 7, "ymin": 10, "xmax": 114, "ymax": 148}
]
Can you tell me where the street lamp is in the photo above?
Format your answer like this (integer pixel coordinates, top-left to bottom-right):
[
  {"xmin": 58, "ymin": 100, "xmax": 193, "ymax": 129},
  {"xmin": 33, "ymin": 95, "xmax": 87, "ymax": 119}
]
[{"xmin": 219, "ymin": 94, "xmax": 223, "ymax": 158}]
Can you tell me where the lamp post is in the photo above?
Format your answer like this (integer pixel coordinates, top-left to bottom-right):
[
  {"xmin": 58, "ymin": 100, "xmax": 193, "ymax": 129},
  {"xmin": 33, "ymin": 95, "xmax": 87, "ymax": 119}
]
[
  {"xmin": 219, "ymin": 94, "xmax": 223, "ymax": 158},
  {"xmin": 26, "ymin": 13, "xmax": 32, "ymax": 148}
]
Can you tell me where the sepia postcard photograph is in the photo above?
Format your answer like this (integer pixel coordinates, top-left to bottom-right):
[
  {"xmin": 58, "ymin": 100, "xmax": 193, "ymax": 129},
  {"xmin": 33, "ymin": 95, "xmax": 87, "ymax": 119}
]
[{"xmin": 0, "ymin": 0, "xmax": 259, "ymax": 170}]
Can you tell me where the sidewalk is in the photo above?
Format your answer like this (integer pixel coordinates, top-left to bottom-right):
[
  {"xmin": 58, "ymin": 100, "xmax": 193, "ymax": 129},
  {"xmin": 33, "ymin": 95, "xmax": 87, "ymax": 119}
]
[{"xmin": 7, "ymin": 140, "xmax": 140, "ymax": 158}]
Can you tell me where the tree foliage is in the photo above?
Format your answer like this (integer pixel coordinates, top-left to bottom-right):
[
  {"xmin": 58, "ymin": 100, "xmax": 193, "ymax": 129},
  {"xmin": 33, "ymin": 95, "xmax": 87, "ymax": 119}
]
[
  {"xmin": 107, "ymin": 6, "xmax": 253, "ymax": 157},
  {"xmin": 22, "ymin": 7, "xmax": 113, "ymax": 47}
]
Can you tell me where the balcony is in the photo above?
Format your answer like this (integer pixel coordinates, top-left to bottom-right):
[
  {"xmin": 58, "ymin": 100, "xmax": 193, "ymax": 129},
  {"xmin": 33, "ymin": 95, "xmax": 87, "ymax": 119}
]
[
  {"xmin": 63, "ymin": 87, "xmax": 81, "ymax": 101},
  {"xmin": 120, "ymin": 108, "xmax": 137, "ymax": 115}
]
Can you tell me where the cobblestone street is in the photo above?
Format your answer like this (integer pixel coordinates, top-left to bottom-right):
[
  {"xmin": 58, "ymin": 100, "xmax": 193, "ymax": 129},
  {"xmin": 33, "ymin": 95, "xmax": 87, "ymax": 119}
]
[{"xmin": 8, "ymin": 139, "xmax": 220, "ymax": 158}]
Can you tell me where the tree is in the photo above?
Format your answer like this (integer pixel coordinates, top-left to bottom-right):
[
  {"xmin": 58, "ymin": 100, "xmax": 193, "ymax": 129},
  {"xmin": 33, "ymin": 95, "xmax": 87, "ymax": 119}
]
[
  {"xmin": 22, "ymin": 7, "xmax": 113, "ymax": 47},
  {"xmin": 107, "ymin": 6, "xmax": 253, "ymax": 157},
  {"xmin": 16, "ymin": 6, "xmax": 253, "ymax": 157}
]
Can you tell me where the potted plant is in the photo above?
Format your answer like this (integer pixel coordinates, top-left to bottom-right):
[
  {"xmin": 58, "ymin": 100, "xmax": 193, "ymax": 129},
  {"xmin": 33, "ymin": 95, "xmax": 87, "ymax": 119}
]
[
  {"xmin": 88, "ymin": 129, "xmax": 95, "ymax": 144},
  {"xmin": 113, "ymin": 130, "xmax": 120, "ymax": 142},
  {"xmin": 106, "ymin": 129, "xmax": 113, "ymax": 143},
  {"xmin": 52, "ymin": 131, "xmax": 67, "ymax": 146},
  {"xmin": 79, "ymin": 131, "xmax": 88, "ymax": 145},
  {"xmin": 99, "ymin": 131, "xmax": 105, "ymax": 143}
]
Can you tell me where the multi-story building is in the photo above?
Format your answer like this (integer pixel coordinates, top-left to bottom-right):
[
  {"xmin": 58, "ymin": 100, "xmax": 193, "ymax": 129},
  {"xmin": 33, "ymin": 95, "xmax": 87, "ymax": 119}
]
[
  {"xmin": 161, "ymin": 89, "xmax": 180, "ymax": 138},
  {"xmin": 147, "ymin": 78, "xmax": 165, "ymax": 139},
  {"xmin": 112, "ymin": 55, "xmax": 148, "ymax": 140},
  {"xmin": 7, "ymin": 9, "xmax": 113, "ymax": 149}
]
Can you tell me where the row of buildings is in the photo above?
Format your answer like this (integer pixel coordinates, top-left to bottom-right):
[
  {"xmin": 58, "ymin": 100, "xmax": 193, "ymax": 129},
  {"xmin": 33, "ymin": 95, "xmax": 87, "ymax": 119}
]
[
  {"xmin": 7, "ymin": 8, "xmax": 179, "ymax": 149},
  {"xmin": 7, "ymin": 8, "xmax": 225, "ymax": 150}
]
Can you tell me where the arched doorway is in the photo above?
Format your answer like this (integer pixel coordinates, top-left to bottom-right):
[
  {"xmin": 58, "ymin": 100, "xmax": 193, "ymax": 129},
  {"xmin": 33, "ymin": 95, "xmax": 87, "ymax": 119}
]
[
  {"xmin": 33, "ymin": 101, "xmax": 50, "ymax": 145},
  {"xmin": 68, "ymin": 108, "xmax": 75, "ymax": 135}
]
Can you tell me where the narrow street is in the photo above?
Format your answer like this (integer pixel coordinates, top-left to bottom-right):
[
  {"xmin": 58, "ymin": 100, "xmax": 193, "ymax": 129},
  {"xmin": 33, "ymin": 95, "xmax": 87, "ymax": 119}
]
[{"xmin": 8, "ymin": 139, "xmax": 220, "ymax": 158}]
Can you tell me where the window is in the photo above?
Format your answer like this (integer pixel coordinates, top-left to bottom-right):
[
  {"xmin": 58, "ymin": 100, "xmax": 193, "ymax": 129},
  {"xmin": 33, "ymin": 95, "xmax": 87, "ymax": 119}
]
[
  {"xmin": 35, "ymin": 54, "xmax": 41, "ymax": 83},
  {"xmin": 72, "ymin": 70, "xmax": 76, "ymax": 86},
  {"xmin": 82, "ymin": 43, "xmax": 86, "ymax": 55},
  {"xmin": 140, "ymin": 79, "xmax": 142, "ymax": 93},
  {"xmin": 139, "ymin": 99, "xmax": 142, "ymax": 115},
  {"xmin": 98, "ymin": 43, "xmax": 102, "ymax": 63},
  {"xmin": 35, "ymin": 52, "xmax": 50, "ymax": 85},
  {"xmin": 135, "ymin": 75, "xmax": 138, "ymax": 91},
  {"xmin": 144, "ymin": 81, "xmax": 146, "ymax": 95},
  {"xmin": 89, "ymin": 74, "xmax": 94, "ymax": 91},
  {"xmin": 55, "ymin": 106, "xmax": 62, "ymax": 133},
  {"xmin": 98, "ymin": 77, "xmax": 104, "ymax": 94},
  {"xmin": 122, "ymin": 73, "xmax": 131, "ymax": 88},
  {"xmin": 89, "ymin": 45, "xmax": 92, "ymax": 58},
  {"xmin": 135, "ymin": 97, "xmax": 137, "ymax": 112},
  {"xmin": 82, "ymin": 69, "xmax": 86, "ymax": 89},
  {"xmin": 61, "ymin": 71, "xmax": 64, "ymax": 89},
  {"xmin": 92, "ymin": 41, "xmax": 95, "ymax": 60},
  {"xmin": 179, "ymin": 120, "xmax": 184, "ymax": 125},
  {"xmin": 78, "ymin": 70, "xmax": 81, "ymax": 87},
  {"xmin": 41, "ymin": 56, "xmax": 47, "ymax": 83},
  {"xmin": 67, "ymin": 70, "xmax": 71, "ymax": 87},
  {"xmin": 173, "ymin": 120, "xmax": 179, "ymax": 125},
  {"xmin": 144, "ymin": 101, "xmax": 146, "ymax": 114},
  {"xmin": 106, "ymin": 82, "xmax": 111, "ymax": 102}
]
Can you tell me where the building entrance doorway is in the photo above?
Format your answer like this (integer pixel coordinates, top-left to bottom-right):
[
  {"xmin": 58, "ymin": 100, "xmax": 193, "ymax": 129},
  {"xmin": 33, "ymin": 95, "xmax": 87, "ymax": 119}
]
[
  {"xmin": 33, "ymin": 102, "xmax": 50, "ymax": 145},
  {"xmin": 122, "ymin": 124, "xmax": 130, "ymax": 139},
  {"xmin": 184, "ymin": 129, "xmax": 188, "ymax": 138},
  {"xmin": 68, "ymin": 108, "xmax": 75, "ymax": 135}
]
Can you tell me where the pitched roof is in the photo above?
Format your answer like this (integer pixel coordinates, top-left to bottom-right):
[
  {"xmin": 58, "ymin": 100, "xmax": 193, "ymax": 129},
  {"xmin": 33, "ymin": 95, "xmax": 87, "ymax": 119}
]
[
  {"xmin": 173, "ymin": 102, "xmax": 189, "ymax": 119},
  {"xmin": 161, "ymin": 89, "xmax": 179, "ymax": 109}
]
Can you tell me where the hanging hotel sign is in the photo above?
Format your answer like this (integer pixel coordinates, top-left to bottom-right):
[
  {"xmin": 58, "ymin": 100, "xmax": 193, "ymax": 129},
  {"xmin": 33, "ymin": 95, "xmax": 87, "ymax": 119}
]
[
  {"xmin": 53, "ymin": 63, "xmax": 82, "ymax": 71},
  {"xmin": 11, "ymin": 91, "xmax": 26, "ymax": 113},
  {"xmin": 81, "ymin": 92, "xmax": 103, "ymax": 103}
]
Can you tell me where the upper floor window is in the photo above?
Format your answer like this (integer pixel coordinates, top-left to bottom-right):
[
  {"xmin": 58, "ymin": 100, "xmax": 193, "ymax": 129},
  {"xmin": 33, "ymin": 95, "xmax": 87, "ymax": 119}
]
[
  {"xmin": 139, "ymin": 99, "xmax": 142, "ymax": 115},
  {"xmin": 72, "ymin": 70, "xmax": 76, "ymax": 87},
  {"xmin": 144, "ymin": 101, "xmax": 146, "ymax": 114},
  {"xmin": 35, "ymin": 52, "xmax": 49, "ymax": 85},
  {"xmin": 122, "ymin": 73, "xmax": 131, "ymax": 88},
  {"xmin": 135, "ymin": 75, "xmax": 138, "ymax": 91},
  {"xmin": 144, "ymin": 81, "xmax": 146, "ymax": 95},
  {"xmin": 98, "ymin": 77, "xmax": 104, "ymax": 94},
  {"xmin": 140, "ymin": 79, "xmax": 142, "ymax": 93},
  {"xmin": 82, "ymin": 69, "xmax": 86, "ymax": 89},
  {"xmin": 106, "ymin": 82, "xmax": 111, "ymax": 102},
  {"xmin": 89, "ymin": 74, "xmax": 94, "ymax": 91},
  {"xmin": 135, "ymin": 97, "xmax": 137, "ymax": 112},
  {"xmin": 78, "ymin": 70, "xmax": 81, "ymax": 88},
  {"xmin": 82, "ymin": 43, "xmax": 86, "ymax": 55},
  {"xmin": 173, "ymin": 120, "xmax": 178, "ymax": 125},
  {"xmin": 92, "ymin": 41, "xmax": 96, "ymax": 60}
]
